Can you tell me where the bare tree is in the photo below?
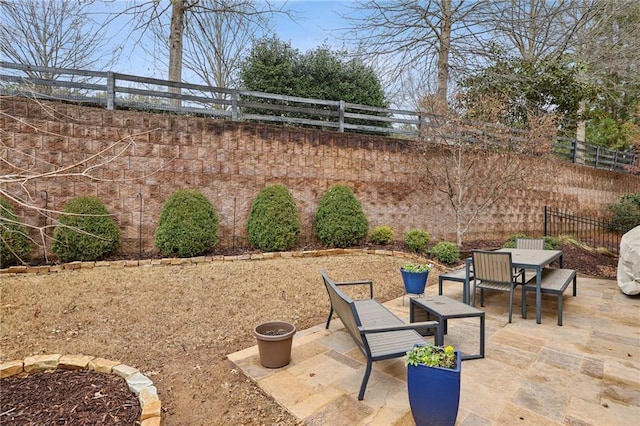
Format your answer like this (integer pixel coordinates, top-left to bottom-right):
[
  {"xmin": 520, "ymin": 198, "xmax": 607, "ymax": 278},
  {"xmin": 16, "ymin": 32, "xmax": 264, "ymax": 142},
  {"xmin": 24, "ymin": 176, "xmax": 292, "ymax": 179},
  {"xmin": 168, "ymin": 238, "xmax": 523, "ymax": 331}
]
[
  {"xmin": 0, "ymin": 0, "xmax": 114, "ymax": 80},
  {"xmin": 342, "ymin": 0, "xmax": 488, "ymax": 112},
  {"xmin": 418, "ymin": 96, "xmax": 558, "ymax": 246},
  {"xmin": 182, "ymin": 4, "xmax": 272, "ymax": 91},
  {"xmin": 0, "ymin": 96, "xmax": 168, "ymax": 263},
  {"xmin": 118, "ymin": 0, "xmax": 287, "ymax": 91},
  {"xmin": 478, "ymin": 0, "xmax": 597, "ymax": 64}
]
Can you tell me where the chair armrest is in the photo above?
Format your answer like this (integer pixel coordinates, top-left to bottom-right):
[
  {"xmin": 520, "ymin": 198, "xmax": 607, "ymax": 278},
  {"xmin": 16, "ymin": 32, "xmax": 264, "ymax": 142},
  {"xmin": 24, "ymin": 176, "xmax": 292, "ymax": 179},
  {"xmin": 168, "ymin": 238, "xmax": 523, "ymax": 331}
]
[
  {"xmin": 358, "ymin": 321, "xmax": 439, "ymax": 335},
  {"xmin": 335, "ymin": 280, "xmax": 374, "ymax": 298}
]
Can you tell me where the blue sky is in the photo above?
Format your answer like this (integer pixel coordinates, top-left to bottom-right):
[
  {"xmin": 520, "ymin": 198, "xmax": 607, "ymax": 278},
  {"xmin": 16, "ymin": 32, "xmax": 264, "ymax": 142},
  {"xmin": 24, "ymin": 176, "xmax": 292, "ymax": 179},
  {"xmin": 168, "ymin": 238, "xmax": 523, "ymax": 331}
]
[
  {"xmin": 100, "ymin": 1, "xmax": 354, "ymax": 77},
  {"xmin": 272, "ymin": 1, "xmax": 351, "ymax": 52}
]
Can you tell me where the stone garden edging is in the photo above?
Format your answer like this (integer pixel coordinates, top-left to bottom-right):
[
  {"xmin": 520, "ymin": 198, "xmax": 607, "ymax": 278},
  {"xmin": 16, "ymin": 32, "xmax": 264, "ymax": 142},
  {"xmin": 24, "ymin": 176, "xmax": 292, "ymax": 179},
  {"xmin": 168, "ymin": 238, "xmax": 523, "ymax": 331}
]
[
  {"xmin": 0, "ymin": 354, "xmax": 161, "ymax": 425},
  {"xmin": 0, "ymin": 248, "xmax": 427, "ymax": 275}
]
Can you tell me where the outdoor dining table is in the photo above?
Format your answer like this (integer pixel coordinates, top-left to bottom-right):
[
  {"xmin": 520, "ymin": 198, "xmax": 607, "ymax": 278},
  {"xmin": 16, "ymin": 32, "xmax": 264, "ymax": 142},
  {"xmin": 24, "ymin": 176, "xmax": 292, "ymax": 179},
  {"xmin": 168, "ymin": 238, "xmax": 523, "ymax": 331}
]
[
  {"xmin": 495, "ymin": 248, "xmax": 563, "ymax": 324},
  {"xmin": 461, "ymin": 248, "xmax": 563, "ymax": 324}
]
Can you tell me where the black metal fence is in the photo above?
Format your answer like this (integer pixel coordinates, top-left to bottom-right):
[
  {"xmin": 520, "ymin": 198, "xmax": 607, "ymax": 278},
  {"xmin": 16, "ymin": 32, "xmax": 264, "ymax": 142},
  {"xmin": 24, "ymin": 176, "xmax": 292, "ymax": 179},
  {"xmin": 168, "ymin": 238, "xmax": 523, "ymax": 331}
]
[{"xmin": 543, "ymin": 206, "xmax": 625, "ymax": 254}]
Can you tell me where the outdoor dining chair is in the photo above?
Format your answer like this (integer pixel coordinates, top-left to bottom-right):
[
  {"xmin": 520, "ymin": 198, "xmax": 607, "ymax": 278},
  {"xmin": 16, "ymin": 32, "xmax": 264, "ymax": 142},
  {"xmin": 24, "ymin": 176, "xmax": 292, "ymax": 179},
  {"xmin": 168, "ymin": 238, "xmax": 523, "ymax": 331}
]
[
  {"xmin": 515, "ymin": 238, "xmax": 544, "ymax": 250},
  {"xmin": 515, "ymin": 238, "xmax": 545, "ymax": 278},
  {"xmin": 471, "ymin": 250, "xmax": 524, "ymax": 323}
]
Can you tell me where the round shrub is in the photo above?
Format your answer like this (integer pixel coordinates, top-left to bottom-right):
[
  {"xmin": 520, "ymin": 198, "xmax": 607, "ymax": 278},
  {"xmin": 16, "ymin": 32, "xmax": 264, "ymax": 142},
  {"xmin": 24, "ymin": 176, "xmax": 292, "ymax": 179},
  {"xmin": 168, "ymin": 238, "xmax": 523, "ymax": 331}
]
[
  {"xmin": 314, "ymin": 185, "xmax": 369, "ymax": 248},
  {"xmin": 404, "ymin": 229, "xmax": 431, "ymax": 254},
  {"xmin": 52, "ymin": 196, "xmax": 120, "ymax": 262},
  {"xmin": 0, "ymin": 198, "xmax": 31, "ymax": 267},
  {"xmin": 247, "ymin": 184, "xmax": 301, "ymax": 252},
  {"xmin": 609, "ymin": 193, "xmax": 640, "ymax": 233},
  {"xmin": 370, "ymin": 225, "xmax": 394, "ymax": 245},
  {"xmin": 543, "ymin": 236, "xmax": 562, "ymax": 250},
  {"xmin": 430, "ymin": 241, "xmax": 460, "ymax": 265},
  {"xmin": 155, "ymin": 189, "xmax": 219, "ymax": 258}
]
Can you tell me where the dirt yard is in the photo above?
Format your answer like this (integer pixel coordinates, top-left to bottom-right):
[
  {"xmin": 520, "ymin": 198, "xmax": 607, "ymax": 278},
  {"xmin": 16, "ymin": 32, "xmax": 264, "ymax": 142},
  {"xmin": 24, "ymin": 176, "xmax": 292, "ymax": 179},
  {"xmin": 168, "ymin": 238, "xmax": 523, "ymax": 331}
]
[{"xmin": 0, "ymin": 242, "xmax": 618, "ymax": 425}]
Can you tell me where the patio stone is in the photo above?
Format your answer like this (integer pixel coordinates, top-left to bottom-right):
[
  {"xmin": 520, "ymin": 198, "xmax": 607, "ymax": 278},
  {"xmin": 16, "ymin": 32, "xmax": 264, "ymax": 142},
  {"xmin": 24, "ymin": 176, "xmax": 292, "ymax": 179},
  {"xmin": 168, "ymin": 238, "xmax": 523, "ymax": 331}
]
[{"xmin": 228, "ymin": 276, "xmax": 640, "ymax": 425}]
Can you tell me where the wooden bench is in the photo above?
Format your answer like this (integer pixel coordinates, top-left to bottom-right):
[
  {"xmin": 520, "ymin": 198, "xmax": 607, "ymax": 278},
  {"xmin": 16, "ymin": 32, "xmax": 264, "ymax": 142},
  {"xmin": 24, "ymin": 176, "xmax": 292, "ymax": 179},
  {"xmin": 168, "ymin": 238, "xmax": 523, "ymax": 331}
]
[
  {"xmin": 521, "ymin": 268, "xmax": 577, "ymax": 326},
  {"xmin": 321, "ymin": 270, "xmax": 441, "ymax": 400}
]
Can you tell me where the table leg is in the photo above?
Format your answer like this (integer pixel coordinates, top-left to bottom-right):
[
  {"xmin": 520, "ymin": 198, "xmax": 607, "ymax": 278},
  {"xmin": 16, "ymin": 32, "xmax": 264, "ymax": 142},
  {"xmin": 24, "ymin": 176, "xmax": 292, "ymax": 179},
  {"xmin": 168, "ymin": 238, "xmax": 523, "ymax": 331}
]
[
  {"xmin": 480, "ymin": 314, "xmax": 485, "ymax": 358},
  {"xmin": 463, "ymin": 258, "xmax": 472, "ymax": 305},
  {"xmin": 536, "ymin": 267, "xmax": 542, "ymax": 324}
]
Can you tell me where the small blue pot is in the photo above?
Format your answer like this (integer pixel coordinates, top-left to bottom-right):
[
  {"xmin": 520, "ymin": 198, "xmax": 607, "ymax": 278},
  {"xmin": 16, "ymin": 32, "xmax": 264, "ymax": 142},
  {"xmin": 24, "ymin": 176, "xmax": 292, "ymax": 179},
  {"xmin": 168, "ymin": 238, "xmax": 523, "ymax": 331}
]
[
  {"xmin": 407, "ymin": 349, "xmax": 462, "ymax": 426},
  {"xmin": 400, "ymin": 269, "xmax": 429, "ymax": 295}
]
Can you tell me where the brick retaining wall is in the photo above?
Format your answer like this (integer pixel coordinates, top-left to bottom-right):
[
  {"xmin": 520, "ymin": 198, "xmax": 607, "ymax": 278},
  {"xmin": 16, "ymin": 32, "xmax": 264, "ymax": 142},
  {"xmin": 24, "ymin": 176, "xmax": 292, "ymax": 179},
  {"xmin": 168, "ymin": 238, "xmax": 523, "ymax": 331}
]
[{"xmin": 1, "ymin": 96, "xmax": 638, "ymax": 258}]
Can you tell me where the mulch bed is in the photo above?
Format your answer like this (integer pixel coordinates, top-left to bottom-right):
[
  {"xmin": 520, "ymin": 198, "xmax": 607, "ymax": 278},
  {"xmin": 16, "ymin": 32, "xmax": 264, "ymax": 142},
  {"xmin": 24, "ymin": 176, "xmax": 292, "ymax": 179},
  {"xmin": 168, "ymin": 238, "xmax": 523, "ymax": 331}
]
[{"xmin": 0, "ymin": 369, "xmax": 141, "ymax": 425}]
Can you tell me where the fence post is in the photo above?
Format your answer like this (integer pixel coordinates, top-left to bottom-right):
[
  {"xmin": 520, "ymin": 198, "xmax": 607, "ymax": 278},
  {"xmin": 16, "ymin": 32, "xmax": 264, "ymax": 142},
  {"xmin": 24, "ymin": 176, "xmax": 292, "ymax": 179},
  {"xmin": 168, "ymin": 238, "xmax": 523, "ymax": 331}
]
[
  {"xmin": 544, "ymin": 206, "xmax": 548, "ymax": 237},
  {"xmin": 338, "ymin": 100, "xmax": 345, "ymax": 132},
  {"xmin": 231, "ymin": 90, "xmax": 238, "ymax": 121},
  {"xmin": 106, "ymin": 72, "xmax": 115, "ymax": 110}
]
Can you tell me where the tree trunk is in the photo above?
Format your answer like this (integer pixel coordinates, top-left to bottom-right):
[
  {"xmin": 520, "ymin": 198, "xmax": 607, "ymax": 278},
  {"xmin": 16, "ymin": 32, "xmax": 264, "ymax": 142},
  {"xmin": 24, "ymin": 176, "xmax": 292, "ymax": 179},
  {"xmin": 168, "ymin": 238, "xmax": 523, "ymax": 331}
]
[
  {"xmin": 435, "ymin": 0, "xmax": 452, "ymax": 115},
  {"xmin": 575, "ymin": 100, "xmax": 586, "ymax": 164},
  {"xmin": 168, "ymin": 0, "xmax": 185, "ymax": 107}
]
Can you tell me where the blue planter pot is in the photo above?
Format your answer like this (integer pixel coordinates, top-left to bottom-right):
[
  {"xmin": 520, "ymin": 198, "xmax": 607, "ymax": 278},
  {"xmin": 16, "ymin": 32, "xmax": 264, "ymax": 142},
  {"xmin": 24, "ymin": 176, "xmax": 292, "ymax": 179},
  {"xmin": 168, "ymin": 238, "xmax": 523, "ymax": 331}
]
[
  {"xmin": 407, "ymin": 350, "xmax": 461, "ymax": 426},
  {"xmin": 401, "ymin": 269, "xmax": 429, "ymax": 295}
]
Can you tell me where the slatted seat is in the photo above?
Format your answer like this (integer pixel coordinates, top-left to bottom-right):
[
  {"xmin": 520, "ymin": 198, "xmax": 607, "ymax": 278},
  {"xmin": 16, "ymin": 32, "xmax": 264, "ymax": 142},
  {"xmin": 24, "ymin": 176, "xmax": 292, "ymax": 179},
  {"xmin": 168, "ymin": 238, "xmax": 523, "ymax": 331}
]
[
  {"xmin": 522, "ymin": 268, "xmax": 577, "ymax": 326},
  {"xmin": 321, "ymin": 270, "xmax": 441, "ymax": 400}
]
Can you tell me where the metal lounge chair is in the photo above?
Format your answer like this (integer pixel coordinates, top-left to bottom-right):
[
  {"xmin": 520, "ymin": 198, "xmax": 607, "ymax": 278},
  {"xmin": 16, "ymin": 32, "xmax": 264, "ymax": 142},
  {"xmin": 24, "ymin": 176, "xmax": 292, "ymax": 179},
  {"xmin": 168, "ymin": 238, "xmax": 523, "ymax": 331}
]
[{"xmin": 321, "ymin": 269, "xmax": 441, "ymax": 400}]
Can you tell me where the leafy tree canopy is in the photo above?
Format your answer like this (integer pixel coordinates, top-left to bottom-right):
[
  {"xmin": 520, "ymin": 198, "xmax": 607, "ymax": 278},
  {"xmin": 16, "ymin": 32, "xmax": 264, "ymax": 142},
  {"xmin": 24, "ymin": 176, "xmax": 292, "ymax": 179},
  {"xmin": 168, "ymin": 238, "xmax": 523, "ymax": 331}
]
[
  {"xmin": 458, "ymin": 54, "xmax": 591, "ymax": 133},
  {"xmin": 239, "ymin": 37, "xmax": 387, "ymax": 108}
]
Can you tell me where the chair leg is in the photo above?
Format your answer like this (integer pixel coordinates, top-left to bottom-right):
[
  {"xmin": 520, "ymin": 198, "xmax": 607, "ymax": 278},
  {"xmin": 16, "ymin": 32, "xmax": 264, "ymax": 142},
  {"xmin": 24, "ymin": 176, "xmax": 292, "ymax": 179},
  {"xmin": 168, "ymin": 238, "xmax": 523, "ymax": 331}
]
[
  {"xmin": 508, "ymin": 287, "xmax": 514, "ymax": 323},
  {"xmin": 358, "ymin": 359, "xmax": 373, "ymax": 400},
  {"xmin": 438, "ymin": 277, "xmax": 443, "ymax": 296},
  {"xmin": 325, "ymin": 307, "xmax": 333, "ymax": 329},
  {"xmin": 480, "ymin": 289, "xmax": 485, "ymax": 307}
]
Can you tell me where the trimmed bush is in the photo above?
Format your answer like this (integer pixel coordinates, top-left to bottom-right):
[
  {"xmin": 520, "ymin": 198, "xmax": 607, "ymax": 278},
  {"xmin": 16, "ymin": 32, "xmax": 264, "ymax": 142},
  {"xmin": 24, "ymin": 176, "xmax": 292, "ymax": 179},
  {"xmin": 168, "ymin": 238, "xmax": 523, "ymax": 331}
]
[
  {"xmin": 52, "ymin": 196, "xmax": 120, "ymax": 262},
  {"xmin": 0, "ymin": 198, "xmax": 31, "ymax": 267},
  {"xmin": 404, "ymin": 229, "xmax": 431, "ymax": 254},
  {"xmin": 543, "ymin": 236, "xmax": 562, "ymax": 250},
  {"xmin": 430, "ymin": 242, "xmax": 460, "ymax": 265},
  {"xmin": 247, "ymin": 184, "xmax": 301, "ymax": 252},
  {"xmin": 314, "ymin": 185, "xmax": 369, "ymax": 248},
  {"xmin": 503, "ymin": 234, "xmax": 562, "ymax": 250},
  {"xmin": 370, "ymin": 225, "xmax": 394, "ymax": 245},
  {"xmin": 609, "ymin": 193, "xmax": 640, "ymax": 233},
  {"xmin": 155, "ymin": 189, "xmax": 219, "ymax": 258}
]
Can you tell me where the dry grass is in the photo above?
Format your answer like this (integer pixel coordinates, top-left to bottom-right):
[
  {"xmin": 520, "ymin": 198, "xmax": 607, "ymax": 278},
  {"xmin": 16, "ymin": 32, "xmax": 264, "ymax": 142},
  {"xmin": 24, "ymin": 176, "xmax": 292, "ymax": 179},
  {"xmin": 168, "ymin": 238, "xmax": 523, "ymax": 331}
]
[{"xmin": 1, "ymin": 253, "xmax": 431, "ymax": 425}]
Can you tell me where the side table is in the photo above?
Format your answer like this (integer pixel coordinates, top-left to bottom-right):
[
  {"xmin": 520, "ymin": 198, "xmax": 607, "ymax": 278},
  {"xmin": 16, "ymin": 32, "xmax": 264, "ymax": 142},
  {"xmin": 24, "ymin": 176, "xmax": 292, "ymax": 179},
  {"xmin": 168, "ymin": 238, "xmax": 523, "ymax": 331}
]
[{"xmin": 410, "ymin": 295, "xmax": 485, "ymax": 360}]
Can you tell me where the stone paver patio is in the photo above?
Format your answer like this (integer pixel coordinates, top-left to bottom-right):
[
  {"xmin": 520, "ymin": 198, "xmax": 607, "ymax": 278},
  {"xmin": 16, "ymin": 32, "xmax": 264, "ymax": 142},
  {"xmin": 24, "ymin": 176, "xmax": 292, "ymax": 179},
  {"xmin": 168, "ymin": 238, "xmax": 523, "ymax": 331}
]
[{"xmin": 228, "ymin": 276, "xmax": 640, "ymax": 425}]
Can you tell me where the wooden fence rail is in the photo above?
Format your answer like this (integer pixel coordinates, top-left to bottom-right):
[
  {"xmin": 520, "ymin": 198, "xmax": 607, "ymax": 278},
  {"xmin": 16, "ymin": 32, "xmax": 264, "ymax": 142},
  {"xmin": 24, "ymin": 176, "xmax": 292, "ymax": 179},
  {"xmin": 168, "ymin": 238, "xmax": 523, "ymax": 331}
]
[{"xmin": 1, "ymin": 61, "xmax": 636, "ymax": 174}]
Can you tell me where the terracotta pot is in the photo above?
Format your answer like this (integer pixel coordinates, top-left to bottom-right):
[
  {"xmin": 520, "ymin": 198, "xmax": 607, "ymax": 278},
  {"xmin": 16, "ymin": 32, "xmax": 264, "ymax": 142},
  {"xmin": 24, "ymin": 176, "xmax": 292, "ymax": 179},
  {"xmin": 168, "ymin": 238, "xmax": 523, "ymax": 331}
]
[{"xmin": 253, "ymin": 321, "xmax": 296, "ymax": 368}]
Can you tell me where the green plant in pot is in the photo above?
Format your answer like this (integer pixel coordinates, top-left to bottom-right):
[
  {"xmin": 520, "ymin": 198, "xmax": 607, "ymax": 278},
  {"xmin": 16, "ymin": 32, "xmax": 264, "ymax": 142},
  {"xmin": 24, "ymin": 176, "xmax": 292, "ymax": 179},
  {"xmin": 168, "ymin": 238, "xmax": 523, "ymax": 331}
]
[
  {"xmin": 400, "ymin": 262, "xmax": 433, "ymax": 295},
  {"xmin": 405, "ymin": 344, "xmax": 461, "ymax": 426}
]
